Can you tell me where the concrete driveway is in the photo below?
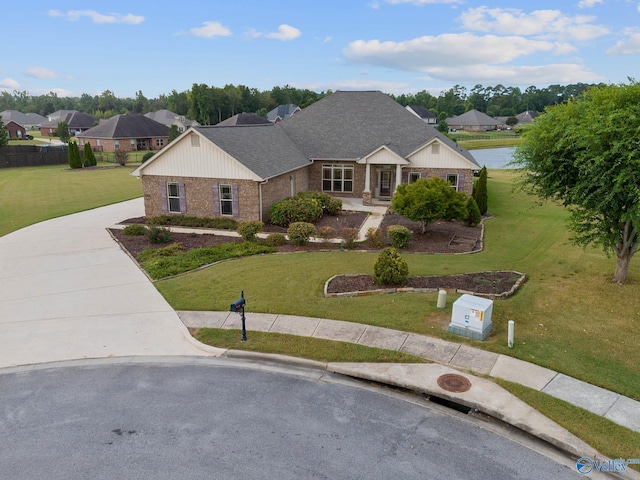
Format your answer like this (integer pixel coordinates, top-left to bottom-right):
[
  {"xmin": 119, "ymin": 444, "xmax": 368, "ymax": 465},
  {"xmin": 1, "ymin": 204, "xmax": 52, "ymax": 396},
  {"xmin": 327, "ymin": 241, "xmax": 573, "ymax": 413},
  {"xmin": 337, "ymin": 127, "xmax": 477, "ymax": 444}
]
[{"xmin": 0, "ymin": 198, "xmax": 210, "ymax": 368}]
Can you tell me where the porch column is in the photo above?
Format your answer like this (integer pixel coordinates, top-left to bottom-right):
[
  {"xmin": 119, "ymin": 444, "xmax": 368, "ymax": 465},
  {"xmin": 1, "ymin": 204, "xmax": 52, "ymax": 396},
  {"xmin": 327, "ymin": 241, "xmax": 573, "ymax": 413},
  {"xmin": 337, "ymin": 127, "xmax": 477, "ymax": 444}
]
[
  {"xmin": 364, "ymin": 162, "xmax": 371, "ymax": 192},
  {"xmin": 395, "ymin": 164, "xmax": 402, "ymax": 192}
]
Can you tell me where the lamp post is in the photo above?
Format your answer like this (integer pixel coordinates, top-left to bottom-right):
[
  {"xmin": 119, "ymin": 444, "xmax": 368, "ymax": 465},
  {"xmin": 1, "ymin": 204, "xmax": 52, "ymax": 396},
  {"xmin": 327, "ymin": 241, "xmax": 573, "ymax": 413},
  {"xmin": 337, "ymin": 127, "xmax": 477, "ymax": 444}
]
[{"xmin": 230, "ymin": 290, "xmax": 247, "ymax": 341}]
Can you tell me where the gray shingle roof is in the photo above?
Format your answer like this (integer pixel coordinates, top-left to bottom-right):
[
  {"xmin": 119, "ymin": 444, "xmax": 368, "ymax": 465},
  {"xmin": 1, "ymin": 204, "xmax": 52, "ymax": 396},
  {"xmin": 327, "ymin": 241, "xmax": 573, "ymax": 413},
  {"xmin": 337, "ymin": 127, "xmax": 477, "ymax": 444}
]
[
  {"xmin": 195, "ymin": 124, "xmax": 311, "ymax": 180},
  {"xmin": 144, "ymin": 110, "xmax": 200, "ymax": 128},
  {"xmin": 408, "ymin": 105, "xmax": 437, "ymax": 119},
  {"xmin": 267, "ymin": 104, "xmax": 300, "ymax": 122},
  {"xmin": 78, "ymin": 114, "xmax": 169, "ymax": 139},
  {"xmin": 40, "ymin": 110, "xmax": 97, "ymax": 129},
  {"xmin": 1, "ymin": 110, "xmax": 46, "ymax": 125},
  {"xmin": 447, "ymin": 109, "xmax": 502, "ymax": 127},
  {"xmin": 280, "ymin": 90, "xmax": 478, "ymax": 165},
  {"xmin": 216, "ymin": 113, "xmax": 271, "ymax": 126}
]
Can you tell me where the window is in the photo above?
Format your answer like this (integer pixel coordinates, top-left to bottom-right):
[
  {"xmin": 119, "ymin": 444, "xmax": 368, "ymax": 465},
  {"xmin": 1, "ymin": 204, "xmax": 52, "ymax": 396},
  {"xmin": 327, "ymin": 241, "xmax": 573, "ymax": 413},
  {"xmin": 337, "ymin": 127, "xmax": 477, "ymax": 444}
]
[
  {"xmin": 191, "ymin": 135, "xmax": 200, "ymax": 147},
  {"xmin": 130, "ymin": 139, "xmax": 136, "ymax": 149},
  {"xmin": 431, "ymin": 143, "xmax": 440, "ymax": 154},
  {"xmin": 408, "ymin": 172, "xmax": 421, "ymax": 184},
  {"xmin": 114, "ymin": 140, "xmax": 120, "ymax": 149},
  {"xmin": 219, "ymin": 184, "xmax": 233, "ymax": 215},
  {"xmin": 167, "ymin": 183, "xmax": 181, "ymax": 212},
  {"xmin": 322, "ymin": 164, "xmax": 353, "ymax": 193},
  {"xmin": 446, "ymin": 174, "xmax": 459, "ymax": 190},
  {"xmin": 156, "ymin": 138, "xmax": 164, "ymax": 147}
]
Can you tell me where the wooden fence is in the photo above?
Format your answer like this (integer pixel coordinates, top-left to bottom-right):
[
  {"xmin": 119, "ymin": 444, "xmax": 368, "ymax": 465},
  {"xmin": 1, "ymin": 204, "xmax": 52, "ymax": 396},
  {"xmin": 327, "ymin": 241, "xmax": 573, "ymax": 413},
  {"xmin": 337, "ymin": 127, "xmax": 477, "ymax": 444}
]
[{"xmin": 0, "ymin": 145, "xmax": 68, "ymax": 168}]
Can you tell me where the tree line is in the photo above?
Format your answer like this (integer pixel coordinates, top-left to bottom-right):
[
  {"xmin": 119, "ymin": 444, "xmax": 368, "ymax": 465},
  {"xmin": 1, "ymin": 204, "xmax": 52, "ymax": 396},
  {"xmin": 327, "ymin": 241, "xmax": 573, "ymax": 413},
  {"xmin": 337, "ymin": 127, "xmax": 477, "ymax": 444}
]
[{"xmin": 0, "ymin": 82, "xmax": 600, "ymax": 126}]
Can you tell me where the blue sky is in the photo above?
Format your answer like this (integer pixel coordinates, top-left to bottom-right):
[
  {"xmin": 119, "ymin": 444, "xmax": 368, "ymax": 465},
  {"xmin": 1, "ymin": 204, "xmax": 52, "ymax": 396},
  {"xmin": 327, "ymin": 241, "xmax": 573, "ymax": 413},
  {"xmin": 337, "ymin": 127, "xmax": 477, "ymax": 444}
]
[{"xmin": 2, "ymin": 0, "xmax": 639, "ymax": 98}]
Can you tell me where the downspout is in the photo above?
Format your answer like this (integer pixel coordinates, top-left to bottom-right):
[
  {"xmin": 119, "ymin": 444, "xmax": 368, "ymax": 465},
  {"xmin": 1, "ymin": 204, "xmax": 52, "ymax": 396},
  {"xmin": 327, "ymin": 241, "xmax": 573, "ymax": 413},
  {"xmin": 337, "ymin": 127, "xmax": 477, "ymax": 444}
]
[{"xmin": 259, "ymin": 179, "xmax": 269, "ymax": 223}]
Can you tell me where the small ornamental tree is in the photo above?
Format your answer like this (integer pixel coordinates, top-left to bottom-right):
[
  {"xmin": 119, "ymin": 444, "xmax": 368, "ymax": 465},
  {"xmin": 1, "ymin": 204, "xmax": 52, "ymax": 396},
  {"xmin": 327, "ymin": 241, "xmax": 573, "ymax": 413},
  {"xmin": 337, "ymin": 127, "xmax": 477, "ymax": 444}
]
[
  {"xmin": 473, "ymin": 166, "xmax": 488, "ymax": 215},
  {"xmin": 68, "ymin": 141, "xmax": 82, "ymax": 169},
  {"xmin": 83, "ymin": 142, "xmax": 97, "ymax": 167},
  {"xmin": 168, "ymin": 124, "xmax": 180, "ymax": 143},
  {"xmin": 57, "ymin": 121, "xmax": 70, "ymax": 144},
  {"xmin": 391, "ymin": 177, "xmax": 468, "ymax": 233},
  {"xmin": 0, "ymin": 121, "xmax": 8, "ymax": 147},
  {"xmin": 373, "ymin": 247, "xmax": 408, "ymax": 286},
  {"xmin": 465, "ymin": 197, "xmax": 481, "ymax": 226}
]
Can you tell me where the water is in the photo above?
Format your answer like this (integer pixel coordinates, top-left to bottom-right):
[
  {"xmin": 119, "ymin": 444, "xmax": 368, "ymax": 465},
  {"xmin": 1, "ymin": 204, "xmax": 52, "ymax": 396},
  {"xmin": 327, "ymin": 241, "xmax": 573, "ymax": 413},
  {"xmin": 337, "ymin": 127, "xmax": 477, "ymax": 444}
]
[{"xmin": 470, "ymin": 147, "xmax": 516, "ymax": 169}]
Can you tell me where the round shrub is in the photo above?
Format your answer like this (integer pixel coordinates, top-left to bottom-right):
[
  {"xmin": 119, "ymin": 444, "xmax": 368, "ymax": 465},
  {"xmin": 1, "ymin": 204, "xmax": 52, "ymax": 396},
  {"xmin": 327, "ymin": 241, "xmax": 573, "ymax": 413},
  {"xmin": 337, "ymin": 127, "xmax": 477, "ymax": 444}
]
[
  {"xmin": 141, "ymin": 152, "xmax": 156, "ymax": 163},
  {"xmin": 148, "ymin": 226, "xmax": 172, "ymax": 244},
  {"xmin": 287, "ymin": 222, "xmax": 316, "ymax": 246},
  {"xmin": 386, "ymin": 225, "xmax": 412, "ymax": 249},
  {"xmin": 341, "ymin": 227, "xmax": 359, "ymax": 249},
  {"xmin": 373, "ymin": 248, "xmax": 409, "ymax": 286},
  {"xmin": 318, "ymin": 225, "xmax": 337, "ymax": 241},
  {"xmin": 237, "ymin": 220, "xmax": 264, "ymax": 242},
  {"xmin": 122, "ymin": 224, "xmax": 148, "ymax": 236},
  {"xmin": 265, "ymin": 233, "xmax": 286, "ymax": 247},
  {"xmin": 365, "ymin": 227, "xmax": 383, "ymax": 249},
  {"xmin": 324, "ymin": 197, "xmax": 343, "ymax": 216},
  {"xmin": 465, "ymin": 196, "xmax": 481, "ymax": 226},
  {"xmin": 269, "ymin": 196, "xmax": 323, "ymax": 227}
]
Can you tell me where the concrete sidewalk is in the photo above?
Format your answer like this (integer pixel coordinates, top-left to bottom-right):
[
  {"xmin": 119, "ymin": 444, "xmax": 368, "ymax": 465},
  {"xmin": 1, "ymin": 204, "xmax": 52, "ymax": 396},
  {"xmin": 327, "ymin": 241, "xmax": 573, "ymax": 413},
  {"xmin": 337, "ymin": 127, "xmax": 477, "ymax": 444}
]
[{"xmin": 178, "ymin": 310, "xmax": 640, "ymax": 435}]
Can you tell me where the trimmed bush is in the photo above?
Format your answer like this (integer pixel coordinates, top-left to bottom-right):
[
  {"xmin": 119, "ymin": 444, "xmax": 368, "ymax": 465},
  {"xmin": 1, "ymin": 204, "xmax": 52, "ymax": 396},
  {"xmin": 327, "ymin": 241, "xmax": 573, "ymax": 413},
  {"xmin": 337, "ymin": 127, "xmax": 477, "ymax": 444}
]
[
  {"xmin": 473, "ymin": 166, "xmax": 488, "ymax": 215},
  {"xmin": 265, "ymin": 233, "xmax": 287, "ymax": 247},
  {"xmin": 67, "ymin": 142, "xmax": 82, "ymax": 169},
  {"xmin": 296, "ymin": 191, "xmax": 342, "ymax": 215},
  {"xmin": 146, "ymin": 215, "xmax": 237, "ymax": 230},
  {"xmin": 365, "ymin": 227, "xmax": 383, "ymax": 249},
  {"xmin": 465, "ymin": 196, "xmax": 481, "ymax": 226},
  {"xmin": 269, "ymin": 196, "xmax": 323, "ymax": 227},
  {"xmin": 373, "ymin": 248, "xmax": 409, "ymax": 286},
  {"xmin": 141, "ymin": 152, "xmax": 155, "ymax": 163},
  {"xmin": 237, "ymin": 220, "xmax": 264, "ymax": 242},
  {"xmin": 341, "ymin": 227, "xmax": 359, "ymax": 249},
  {"xmin": 287, "ymin": 222, "xmax": 316, "ymax": 245},
  {"xmin": 325, "ymin": 197, "xmax": 343, "ymax": 216},
  {"xmin": 122, "ymin": 224, "xmax": 148, "ymax": 236},
  {"xmin": 318, "ymin": 226, "xmax": 337, "ymax": 241},
  {"xmin": 386, "ymin": 224, "xmax": 412, "ymax": 249},
  {"xmin": 148, "ymin": 226, "xmax": 172, "ymax": 244},
  {"xmin": 83, "ymin": 142, "xmax": 97, "ymax": 167}
]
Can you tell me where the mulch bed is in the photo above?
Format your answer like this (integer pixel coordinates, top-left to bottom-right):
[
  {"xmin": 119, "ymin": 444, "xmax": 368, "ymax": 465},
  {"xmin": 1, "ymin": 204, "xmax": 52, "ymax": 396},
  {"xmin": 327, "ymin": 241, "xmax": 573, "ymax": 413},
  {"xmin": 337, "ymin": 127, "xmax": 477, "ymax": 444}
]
[{"xmin": 110, "ymin": 210, "xmax": 523, "ymax": 296}]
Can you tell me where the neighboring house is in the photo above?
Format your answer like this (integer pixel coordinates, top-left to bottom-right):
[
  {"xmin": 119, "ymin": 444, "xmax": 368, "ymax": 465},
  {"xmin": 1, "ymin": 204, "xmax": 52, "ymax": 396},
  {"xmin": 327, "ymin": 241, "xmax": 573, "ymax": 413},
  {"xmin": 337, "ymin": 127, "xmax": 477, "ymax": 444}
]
[
  {"xmin": 0, "ymin": 110, "xmax": 46, "ymax": 130},
  {"xmin": 216, "ymin": 113, "xmax": 271, "ymax": 126},
  {"xmin": 515, "ymin": 110, "xmax": 538, "ymax": 127},
  {"xmin": 406, "ymin": 105, "xmax": 438, "ymax": 124},
  {"xmin": 267, "ymin": 104, "xmax": 300, "ymax": 123},
  {"xmin": 5, "ymin": 120, "xmax": 27, "ymax": 139},
  {"xmin": 132, "ymin": 91, "xmax": 479, "ymax": 223},
  {"xmin": 77, "ymin": 114, "xmax": 169, "ymax": 152},
  {"xmin": 446, "ymin": 109, "xmax": 502, "ymax": 132},
  {"xmin": 40, "ymin": 110, "xmax": 97, "ymax": 136},
  {"xmin": 144, "ymin": 110, "xmax": 200, "ymax": 133}
]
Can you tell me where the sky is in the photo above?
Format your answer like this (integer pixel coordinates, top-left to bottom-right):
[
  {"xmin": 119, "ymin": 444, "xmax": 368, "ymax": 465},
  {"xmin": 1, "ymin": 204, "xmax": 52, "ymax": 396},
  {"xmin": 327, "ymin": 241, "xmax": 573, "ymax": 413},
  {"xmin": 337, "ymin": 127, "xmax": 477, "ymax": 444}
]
[{"xmin": 1, "ymin": 0, "xmax": 639, "ymax": 99}]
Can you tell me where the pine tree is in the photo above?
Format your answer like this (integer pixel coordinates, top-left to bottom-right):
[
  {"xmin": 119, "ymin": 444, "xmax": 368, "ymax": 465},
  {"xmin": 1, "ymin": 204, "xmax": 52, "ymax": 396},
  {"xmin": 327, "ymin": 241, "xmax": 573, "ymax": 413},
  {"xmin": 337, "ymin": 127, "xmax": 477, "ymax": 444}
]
[
  {"xmin": 0, "ymin": 121, "xmax": 8, "ymax": 147},
  {"xmin": 473, "ymin": 166, "xmax": 488, "ymax": 215},
  {"xmin": 83, "ymin": 142, "xmax": 97, "ymax": 167},
  {"xmin": 68, "ymin": 142, "xmax": 82, "ymax": 168}
]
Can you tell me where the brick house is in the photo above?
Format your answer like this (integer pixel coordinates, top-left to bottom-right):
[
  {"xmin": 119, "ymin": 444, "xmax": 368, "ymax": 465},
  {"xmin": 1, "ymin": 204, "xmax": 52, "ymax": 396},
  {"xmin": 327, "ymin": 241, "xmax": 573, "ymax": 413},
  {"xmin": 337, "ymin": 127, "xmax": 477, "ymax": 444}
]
[
  {"xmin": 132, "ymin": 91, "xmax": 480, "ymax": 223},
  {"xmin": 77, "ymin": 114, "xmax": 169, "ymax": 153},
  {"xmin": 40, "ymin": 110, "xmax": 97, "ymax": 136},
  {"xmin": 5, "ymin": 120, "xmax": 27, "ymax": 139}
]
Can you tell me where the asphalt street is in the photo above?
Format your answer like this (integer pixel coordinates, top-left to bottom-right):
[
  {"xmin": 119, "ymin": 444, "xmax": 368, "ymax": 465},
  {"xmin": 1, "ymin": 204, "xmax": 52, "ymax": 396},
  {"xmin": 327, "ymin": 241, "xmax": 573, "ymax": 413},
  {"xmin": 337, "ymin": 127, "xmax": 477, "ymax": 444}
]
[{"xmin": 0, "ymin": 358, "xmax": 581, "ymax": 480}]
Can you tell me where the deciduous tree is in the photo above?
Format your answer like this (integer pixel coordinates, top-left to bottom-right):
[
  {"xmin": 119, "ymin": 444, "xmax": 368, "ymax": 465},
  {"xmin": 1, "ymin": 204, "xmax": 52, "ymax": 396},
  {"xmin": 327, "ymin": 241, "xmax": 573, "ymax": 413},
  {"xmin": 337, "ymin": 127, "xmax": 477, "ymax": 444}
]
[
  {"xmin": 57, "ymin": 121, "xmax": 70, "ymax": 144},
  {"xmin": 514, "ymin": 81, "xmax": 640, "ymax": 283}
]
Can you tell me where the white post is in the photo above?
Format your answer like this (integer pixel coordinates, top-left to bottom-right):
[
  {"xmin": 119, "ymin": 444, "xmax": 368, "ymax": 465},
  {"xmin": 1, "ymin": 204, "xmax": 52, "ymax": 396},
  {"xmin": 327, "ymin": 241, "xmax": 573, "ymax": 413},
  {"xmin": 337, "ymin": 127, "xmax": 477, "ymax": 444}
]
[
  {"xmin": 437, "ymin": 289, "xmax": 447, "ymax": 308},
  {"xmin": 364, "ymin": 163, "xmax": 371, "ymax": 192},
  {"xmin": 508, "ymin": 320, "xmax": 514, "ymax": 348}
]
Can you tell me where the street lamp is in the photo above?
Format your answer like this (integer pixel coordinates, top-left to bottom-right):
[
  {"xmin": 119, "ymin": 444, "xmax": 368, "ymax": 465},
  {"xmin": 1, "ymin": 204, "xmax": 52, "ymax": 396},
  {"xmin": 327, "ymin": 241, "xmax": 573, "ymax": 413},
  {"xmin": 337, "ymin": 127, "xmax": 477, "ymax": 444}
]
[{"xmin": 230, "ymin": 290, "xmax": 247, "ymax": 341}]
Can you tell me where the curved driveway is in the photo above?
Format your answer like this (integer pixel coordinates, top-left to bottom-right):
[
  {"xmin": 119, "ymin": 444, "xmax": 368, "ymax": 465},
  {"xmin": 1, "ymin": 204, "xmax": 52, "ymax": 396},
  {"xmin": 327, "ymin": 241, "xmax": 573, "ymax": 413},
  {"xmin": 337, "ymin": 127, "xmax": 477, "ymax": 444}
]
[{"xmin": 0, "ymin": 198, "xmax": 209, "ymax": 368}]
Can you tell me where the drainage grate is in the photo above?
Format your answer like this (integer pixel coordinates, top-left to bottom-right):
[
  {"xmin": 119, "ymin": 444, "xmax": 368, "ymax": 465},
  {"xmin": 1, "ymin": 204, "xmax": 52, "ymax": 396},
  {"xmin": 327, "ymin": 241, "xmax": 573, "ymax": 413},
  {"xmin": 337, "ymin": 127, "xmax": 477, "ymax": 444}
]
[{"xmin": 437, "ymin": 374, "xmax": 472, "ymax": 393}]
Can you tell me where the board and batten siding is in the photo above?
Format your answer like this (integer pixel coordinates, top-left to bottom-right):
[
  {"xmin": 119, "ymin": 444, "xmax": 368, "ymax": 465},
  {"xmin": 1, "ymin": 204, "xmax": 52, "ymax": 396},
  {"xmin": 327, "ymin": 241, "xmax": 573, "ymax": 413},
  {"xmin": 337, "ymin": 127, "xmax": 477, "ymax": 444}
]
[
  {"xmin": 139, "ymin": 132, "xmax": 262, "ymax": 181},
  {"xmin": 407, "ymin": 141, "xmax": 477, "ymax": 169}
]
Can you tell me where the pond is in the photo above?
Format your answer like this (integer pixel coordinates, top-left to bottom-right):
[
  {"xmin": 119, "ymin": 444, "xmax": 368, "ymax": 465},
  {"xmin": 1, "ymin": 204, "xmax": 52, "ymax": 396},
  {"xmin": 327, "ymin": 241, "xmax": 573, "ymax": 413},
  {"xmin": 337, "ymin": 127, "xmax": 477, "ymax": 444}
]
[{"xmin": 469, "ymin": 147, "xmax": 517, "ymax": 169}]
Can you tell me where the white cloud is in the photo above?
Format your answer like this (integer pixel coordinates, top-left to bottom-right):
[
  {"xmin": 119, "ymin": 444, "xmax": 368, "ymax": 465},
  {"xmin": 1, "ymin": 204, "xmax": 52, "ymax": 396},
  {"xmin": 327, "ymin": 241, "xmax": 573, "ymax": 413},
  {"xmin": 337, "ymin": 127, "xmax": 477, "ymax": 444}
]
[
  {"xmin": 459, "ymin": 7, "xmax": 609, "ymax": 41},
  {"xmin": 189, "ymin": 21, "xmax": 232, "ymax": 38},
  {"xmin": 578, "ymin": 0, "xmax": 603, "ymax": 7},
  {"xmin": 264, "ymin": 24, "xmax": 301, "ymax": 41},
  {"xmin": 292, "ymin": 79, "xmax": 412, "ymax": 95},
  {"xmin": 606, "ymin": 29, "xmax": 640, "ymax": 55},
  {"xmin": 48, "ymin": 9, "xmax": 144, "ymax": 25},
  {"xmin": 24, "ymin": 67, "xmax": 60, "ymax": 79},
  {"xmin": 0, "ymin": 78, "xmax": 20, "ymax": 90}
]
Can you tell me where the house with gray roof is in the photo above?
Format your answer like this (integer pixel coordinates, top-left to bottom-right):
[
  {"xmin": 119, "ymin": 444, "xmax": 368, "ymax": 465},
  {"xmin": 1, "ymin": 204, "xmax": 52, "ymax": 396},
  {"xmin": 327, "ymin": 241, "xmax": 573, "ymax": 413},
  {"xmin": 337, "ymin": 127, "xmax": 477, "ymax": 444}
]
[
  {"xmin": 40, "ymin": 110, "xmax": 97, "ymax": 136},
  {"xmin": 77, "ymin": 114, "xmax": 169, "ymax": 153},
  {"xmin": 1, "ymin": 110, "xmax": 46, "ymax": 130},
  {"xmin": 216, "ymin": 113, "xmax": 270, "ymax": 126},
  {"xmin": 144, "ymin": 110, "xmax": 200, "ymax": 133},
  {"xmin": 132, "ymin": 91, "xmax": 479, "ymax": 223},
  {"xmin": 446, "ymin": 109, "xmax": 502, "ymax": 132},
  {"xmin": 267, "ymin": 104, "xmax": 300, "ymax": 123},
  {"xmin": 406, "ymin": 105, "xmax": 438, "ymax": 124}
]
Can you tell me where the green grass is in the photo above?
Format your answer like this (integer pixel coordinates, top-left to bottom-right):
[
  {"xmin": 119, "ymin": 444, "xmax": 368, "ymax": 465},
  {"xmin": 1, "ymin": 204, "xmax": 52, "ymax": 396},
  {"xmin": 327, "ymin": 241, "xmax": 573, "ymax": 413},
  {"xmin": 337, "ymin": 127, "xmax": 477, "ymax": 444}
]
[
  {"xmin": 0, "ymin": 164, "xmax": 143, "ymax": 237},
  {"xmin": 195, "ymin": 328, "xmax": 430, "ymax": 363},
  {"xmin": 496, "ymin": 379, "xmax": 640, "ymax": 473},
  {"xmin": 156, "ymin": 170, "xmax": 640, "ymax": 402}
]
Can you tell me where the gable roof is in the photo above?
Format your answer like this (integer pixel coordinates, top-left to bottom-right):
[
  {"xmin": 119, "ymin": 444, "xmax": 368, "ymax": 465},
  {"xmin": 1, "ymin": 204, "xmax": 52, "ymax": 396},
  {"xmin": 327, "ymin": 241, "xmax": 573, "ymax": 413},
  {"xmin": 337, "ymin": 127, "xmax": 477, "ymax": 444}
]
[
  {"xmin": 194, "ymin": 124, "xmax": 311, "ymax": 179},
  {"xmin": 77, "ymin": 114, "xmax": 169, "ymax": 139},
  {"xmin": 447, "ymin": 109, "xmax": 501, "ymax": 127},
  {"xmin": 267, "ymin": 104, "xmax": 300, "ymax": 122},
  {"xmin": 280, "ymin": 90, "xmax": 478, "ymax": 165},
  {"xmin": 144, "ymin": 109, "xmax": 200, "ymax": 127},
  {"xmin": 40, "ymin": 110, "xmax": 97, "ymax": 129},
  {"xmin": 407, "ymin": 105, "xmax": 437, "ymax": 120},
  {"xmin": 216, "ymin": 113, "xmax": 271, "ymax": 126},
  {"xmin": 1, "ymin": 110, "xmax": 46, "ymax": 125}
]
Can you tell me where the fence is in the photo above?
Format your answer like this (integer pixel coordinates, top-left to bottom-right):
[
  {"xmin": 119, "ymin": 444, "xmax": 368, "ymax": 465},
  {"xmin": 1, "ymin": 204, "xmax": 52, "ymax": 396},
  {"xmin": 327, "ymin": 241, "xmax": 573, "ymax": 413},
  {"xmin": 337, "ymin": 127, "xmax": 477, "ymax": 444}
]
[{"xmin": 0, "ymin": 145, "xmax": 68, "ymax": 168}]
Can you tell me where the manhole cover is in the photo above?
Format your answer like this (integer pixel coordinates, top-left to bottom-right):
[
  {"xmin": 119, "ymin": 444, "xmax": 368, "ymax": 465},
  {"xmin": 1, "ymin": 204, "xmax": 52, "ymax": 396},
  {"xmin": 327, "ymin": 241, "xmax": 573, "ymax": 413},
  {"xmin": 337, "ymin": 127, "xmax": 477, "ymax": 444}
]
[{"xmin": 437, "ymin": 374, "xmax": 472, "ymax": 393}]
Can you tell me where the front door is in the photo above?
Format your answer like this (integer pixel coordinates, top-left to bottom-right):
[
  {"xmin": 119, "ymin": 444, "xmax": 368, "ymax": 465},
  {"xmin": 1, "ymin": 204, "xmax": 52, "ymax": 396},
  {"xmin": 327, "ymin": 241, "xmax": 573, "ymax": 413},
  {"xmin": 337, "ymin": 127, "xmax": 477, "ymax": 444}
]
[{"xmin": 380, "ymin": 170, "xmax": 392, "ymax": 197}]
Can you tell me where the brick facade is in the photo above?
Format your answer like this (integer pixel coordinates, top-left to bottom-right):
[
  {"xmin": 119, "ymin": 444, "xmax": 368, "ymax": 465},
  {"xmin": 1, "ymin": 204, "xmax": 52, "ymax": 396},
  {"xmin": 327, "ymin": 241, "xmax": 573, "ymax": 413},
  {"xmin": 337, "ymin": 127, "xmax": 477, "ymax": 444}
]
[
  {"xmin": 80, "ymin": 136, "xmax": 168, "ymax": 153},
  {"xmin": 307, "ymin": 161, "xmax": 366, "ymax": 198}
]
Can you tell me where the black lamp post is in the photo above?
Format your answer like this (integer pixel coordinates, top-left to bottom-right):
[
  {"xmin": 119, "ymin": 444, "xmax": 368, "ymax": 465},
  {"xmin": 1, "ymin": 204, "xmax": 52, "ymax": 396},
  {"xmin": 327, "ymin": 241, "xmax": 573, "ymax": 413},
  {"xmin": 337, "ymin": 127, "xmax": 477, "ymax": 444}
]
[{"xmin": 230, "ymin": 290, "xmax": 247, "ymax": 341}]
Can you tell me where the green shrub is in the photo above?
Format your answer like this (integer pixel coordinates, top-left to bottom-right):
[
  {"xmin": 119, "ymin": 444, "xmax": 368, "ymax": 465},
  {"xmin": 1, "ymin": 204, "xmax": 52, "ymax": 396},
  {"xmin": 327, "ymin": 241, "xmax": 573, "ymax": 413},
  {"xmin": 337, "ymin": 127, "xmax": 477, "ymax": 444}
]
[
  {"xmin": 365, "ymin": 227, "xmax": 383, "ymax": 249},
  {"xmin": 373, "ymin": 247, "xmax": 409, "ymax": 286},
  {"xmin": 138, "ymin": 243, "xmax": 185, "ymax": 261},
  {"xmin": 67, "ymin": 142, "xmax": 82, "ymax": 169},
  {"xmin": 341, "ymin": 227, "xmax": 359, "ymax": 249},
  {"xmin": 83, "ymin": 142, "xmax": 97, "ymax": 167},
  {"xmin": 287, "ymin": 222, "xmax": 316, "ymax": 245},
  {"xmin": 465, "ymin": 196, "xmax": 481, "ymax": 226},
  {"xmin": 148, "ymin": 226, "xmax": 172, "ymax": 244},
  {"xmin": 122, "ymin": 224, "xmax": 148, "ymax": 236},
  {"xmin": 264, "ymin": 233, "xmax": 287, "ymax": 246},
  {"xmin": 317, "ymin": 226, "xmax": 337, "ymax": 241},
  {"xmin": 237, "ymin": 220, "xmax": 264, "ymax": 242},
  {"xmin": 386, "ymin": 225, "xmax": 412, "ymax": 249},
  {"xmin": 146, "ymin": 215, "xmax": 237, "ymax": 230},
  {"xmin": 141, "ymin": 152, "xmax": 156, "ymax": 163},
  {"xmin": 269, "ymin": 196, "xmax": 323, "ymax": 227},
  {"xmin": 473, "ymin": 166, "xmax": 488, "ymax": 215},
  {"xmin": 325, "ymin": 197, "xmax": 343, "ymax": 216}
]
